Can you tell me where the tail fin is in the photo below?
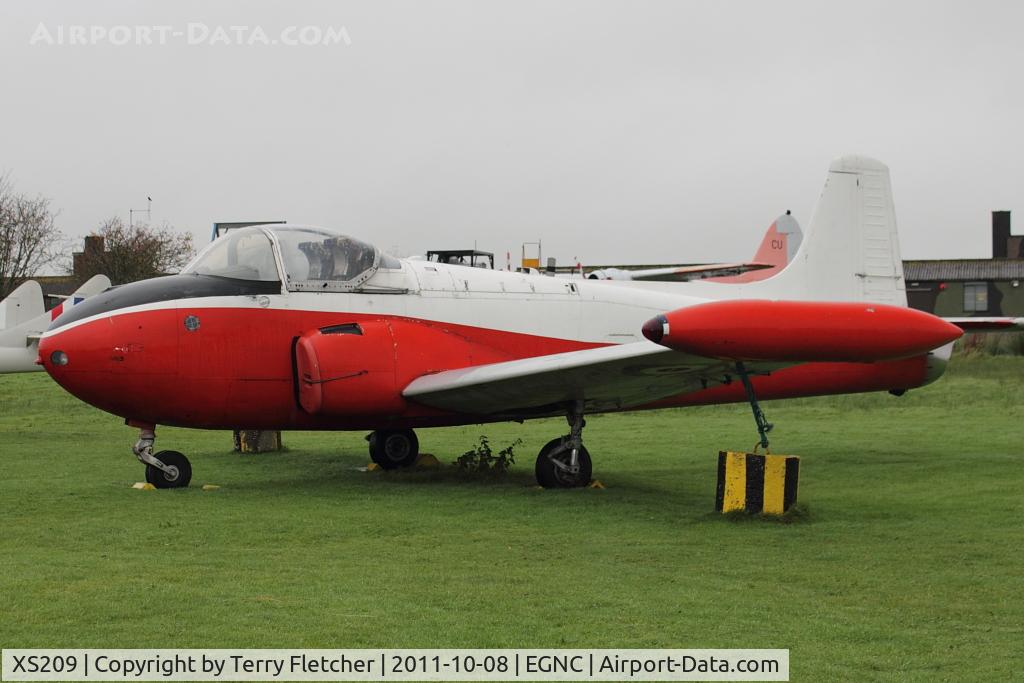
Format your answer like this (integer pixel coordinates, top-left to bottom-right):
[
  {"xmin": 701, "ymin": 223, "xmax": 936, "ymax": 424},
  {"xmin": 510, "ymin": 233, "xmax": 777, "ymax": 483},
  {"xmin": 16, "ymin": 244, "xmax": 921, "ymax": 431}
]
[
  {"xmin": 0, "ymin": 280, "xmax": 44, "ymax": 330},
  {"xmin": 758, "ymin": 155, "xmax": 907, "ymax": 305},
  {"xmin": 708, "ymin": 212, "xmax": 802, "ymax": 283},
  {"xmin": 65, "ymin": 274, "xmax": 111, "ymax": 305},
  {"xmin": 751, "ymin": 211, "xmax": 802, "ymax": 269}
]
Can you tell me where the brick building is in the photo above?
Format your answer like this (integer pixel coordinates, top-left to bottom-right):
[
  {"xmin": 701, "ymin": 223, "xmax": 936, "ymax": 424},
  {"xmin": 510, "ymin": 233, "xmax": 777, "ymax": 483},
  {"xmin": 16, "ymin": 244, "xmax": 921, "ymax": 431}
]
[{"xmin": 905, "ymin": 212, "xmax": 1024, "ymax": 316}]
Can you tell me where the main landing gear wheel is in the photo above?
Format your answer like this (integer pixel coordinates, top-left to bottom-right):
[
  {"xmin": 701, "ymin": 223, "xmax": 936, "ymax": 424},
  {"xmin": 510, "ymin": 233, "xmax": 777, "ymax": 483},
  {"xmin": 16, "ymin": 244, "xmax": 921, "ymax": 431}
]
[
  {"xmin": 367, "ymin": 429, "xmax": 419, "ymax": 469},
  {"xmin": 144, "ymin": 450, "xmax": 192, "ymax": 489},
  {"xmin": 535, "ymin": 401, "xmax": 593, "ymax": 488},
  {"xmin": 535, "ymin": 438, "xmax": 592, "ymax": 489}
]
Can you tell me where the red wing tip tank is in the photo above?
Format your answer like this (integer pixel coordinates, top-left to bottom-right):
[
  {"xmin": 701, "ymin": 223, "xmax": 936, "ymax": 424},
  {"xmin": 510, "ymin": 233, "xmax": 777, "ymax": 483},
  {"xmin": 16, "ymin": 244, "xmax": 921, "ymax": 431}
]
[{"xmin": 641, "ymin": 300, "xmax": 963, "ymax": 362}]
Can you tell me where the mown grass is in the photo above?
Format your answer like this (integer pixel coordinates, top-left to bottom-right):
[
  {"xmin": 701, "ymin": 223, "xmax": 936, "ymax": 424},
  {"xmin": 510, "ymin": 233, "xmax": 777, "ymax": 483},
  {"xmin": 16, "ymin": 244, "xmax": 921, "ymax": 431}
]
[{"xmin": 1, "ymin": 356, "xmax": 1022, "ymax": 680}]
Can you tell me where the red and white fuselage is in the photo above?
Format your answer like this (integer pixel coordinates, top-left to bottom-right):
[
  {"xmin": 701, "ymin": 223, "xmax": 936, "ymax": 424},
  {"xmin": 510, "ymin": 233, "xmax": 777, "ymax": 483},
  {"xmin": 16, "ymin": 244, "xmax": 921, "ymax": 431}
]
[{"xmin": 37, "ymin": 156, "xmax": 961, "ymax": 433}]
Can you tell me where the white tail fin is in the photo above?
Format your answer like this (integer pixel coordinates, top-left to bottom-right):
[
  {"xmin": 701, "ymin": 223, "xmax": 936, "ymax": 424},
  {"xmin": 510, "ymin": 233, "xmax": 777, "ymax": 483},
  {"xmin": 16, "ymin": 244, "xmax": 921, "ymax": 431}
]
[
  {"xmin": 69, "ymin": 274, "xmax": 112, "ymax": 301},
  {"xmin": 762, "ymin": 155, "xmax": 907, "ymax": 305},
  {"xmin": 0, "ymin": 280, "xmax": 44, "ymax": 330}
]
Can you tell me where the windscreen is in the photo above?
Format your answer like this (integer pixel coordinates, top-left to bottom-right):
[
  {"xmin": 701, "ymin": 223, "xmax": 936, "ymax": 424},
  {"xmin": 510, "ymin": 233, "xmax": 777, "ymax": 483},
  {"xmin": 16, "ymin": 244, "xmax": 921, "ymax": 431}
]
[{"xmin": 183, "ymin": 228, "xmax": 280, "ymax": 282}]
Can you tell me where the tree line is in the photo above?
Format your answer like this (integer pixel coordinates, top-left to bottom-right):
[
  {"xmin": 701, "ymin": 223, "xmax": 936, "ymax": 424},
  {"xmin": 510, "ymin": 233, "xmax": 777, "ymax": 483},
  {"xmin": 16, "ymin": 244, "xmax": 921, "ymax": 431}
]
[{"xmin": 0, "ymin": 173, "xmax": 194, "ymax": 299}]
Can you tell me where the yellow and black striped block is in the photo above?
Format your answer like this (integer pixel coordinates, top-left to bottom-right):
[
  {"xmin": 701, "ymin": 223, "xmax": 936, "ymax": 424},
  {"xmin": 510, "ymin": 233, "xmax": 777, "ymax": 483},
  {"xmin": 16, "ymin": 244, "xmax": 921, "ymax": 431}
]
[{"xmin": 715, "ymin": 451, "xmax": 799, "ymax": 515}]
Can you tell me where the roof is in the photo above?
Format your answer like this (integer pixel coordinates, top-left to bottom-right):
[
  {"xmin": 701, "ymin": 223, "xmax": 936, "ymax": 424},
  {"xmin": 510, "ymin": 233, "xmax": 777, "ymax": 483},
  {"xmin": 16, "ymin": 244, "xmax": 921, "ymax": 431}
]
[{"xmin": 903, "ymin": 259, "xmax": 1024, "ymax": 282}]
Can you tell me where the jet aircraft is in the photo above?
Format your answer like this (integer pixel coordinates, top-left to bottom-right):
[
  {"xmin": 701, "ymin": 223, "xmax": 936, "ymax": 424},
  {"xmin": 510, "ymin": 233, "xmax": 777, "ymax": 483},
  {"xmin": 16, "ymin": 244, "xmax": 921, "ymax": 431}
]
[{"xmin": 37, "ymin": 157, "xmax": 966, "ymax": 489}]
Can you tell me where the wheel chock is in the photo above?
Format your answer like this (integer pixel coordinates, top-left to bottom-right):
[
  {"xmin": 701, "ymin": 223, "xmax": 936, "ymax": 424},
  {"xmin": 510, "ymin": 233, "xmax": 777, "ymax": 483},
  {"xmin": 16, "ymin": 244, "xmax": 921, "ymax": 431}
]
[
  {"xmin": 716, "ymin": 451, "xmax": 799, "ymax": 515},
  {"xmin": 366, "ymin": 463, "xmax": 380, "ymax": 471},
  {"xmin": 588, "ymin": 480, "xmax": 606, "ymax": 489},
  {"xmin": 131, "ymin": 482, "xmax": 156, "ymax": 491},
  {"xmin": 415, "ymin": 453, "xmax": 440, "ymax": 468},
  {"xmin": 201, "ymin": 484, "xmax": 221, "ymax": 491}
]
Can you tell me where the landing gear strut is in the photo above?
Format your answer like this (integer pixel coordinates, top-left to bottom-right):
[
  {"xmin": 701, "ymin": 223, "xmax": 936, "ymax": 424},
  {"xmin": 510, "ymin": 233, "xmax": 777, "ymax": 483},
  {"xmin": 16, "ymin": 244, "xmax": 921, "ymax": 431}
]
[
  {"xmin": 535, "ymin": 401, "xmax": 593, "ymax": 488},
  {"xmin": 367, "ymin": 428, "xmax": 420, "ymax": 469},
  {"xmin": 735, "ymin": 361, "xmax": 773, "ymax": 450},
  {"xmin": 132, "ymin": 426, "xmax": 192, "ymax": 489}
]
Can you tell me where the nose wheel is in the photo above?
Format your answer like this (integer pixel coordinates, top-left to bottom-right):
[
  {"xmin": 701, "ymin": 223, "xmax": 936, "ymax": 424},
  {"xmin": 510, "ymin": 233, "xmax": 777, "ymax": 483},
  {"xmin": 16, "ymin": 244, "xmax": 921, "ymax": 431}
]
[
  {"xmin": 144, "ymin": 450, "xmax": 192, "ymax": 488},
  {"xmin": 131, "ymin": 426, "xmax": 192, "ymax": 489}
]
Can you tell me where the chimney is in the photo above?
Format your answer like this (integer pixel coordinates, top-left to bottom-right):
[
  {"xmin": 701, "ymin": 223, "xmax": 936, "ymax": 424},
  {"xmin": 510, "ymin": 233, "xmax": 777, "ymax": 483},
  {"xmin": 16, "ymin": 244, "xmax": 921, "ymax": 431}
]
[
  {"xmin": 73, "ymin": 235, "xmax": 106, "ymax": 279},
  {"xmin": 83, "ymin": 235, "xmax": 104, "ymax": 256},
  {"xmin": 992, "ymin": 211, "xmax": 1011, "ymax": 258}
]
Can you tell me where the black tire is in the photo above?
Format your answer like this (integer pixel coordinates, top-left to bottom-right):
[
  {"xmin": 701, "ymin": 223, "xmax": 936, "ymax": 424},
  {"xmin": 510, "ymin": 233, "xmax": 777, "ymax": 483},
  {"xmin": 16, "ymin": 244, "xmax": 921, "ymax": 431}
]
[
  {"xmin": 145, "ymin": 450, "xmax": 192, "ymax": 489},
  {"xmin": 368, "ymin": 429, "xmax": 419, "ymax": 469},
  {"xmin": 535, "ymin": 437, "xmax": 592, "ymax": 488}
]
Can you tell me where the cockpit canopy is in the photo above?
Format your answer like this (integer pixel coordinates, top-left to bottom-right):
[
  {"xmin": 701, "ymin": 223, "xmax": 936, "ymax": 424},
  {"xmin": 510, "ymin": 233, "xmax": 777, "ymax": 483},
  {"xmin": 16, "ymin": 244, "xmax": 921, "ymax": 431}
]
[{"xmin": 182, "ymin": 225, "xmax": 401, "ymax": 292}]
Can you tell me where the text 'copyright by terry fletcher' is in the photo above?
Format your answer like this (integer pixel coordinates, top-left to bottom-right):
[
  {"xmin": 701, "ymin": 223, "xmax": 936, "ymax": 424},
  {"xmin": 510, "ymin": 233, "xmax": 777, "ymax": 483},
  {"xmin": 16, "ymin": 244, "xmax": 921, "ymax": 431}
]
[{"xmin": 2, "ymin": 649, "xmax": 788, "ymax": 681}]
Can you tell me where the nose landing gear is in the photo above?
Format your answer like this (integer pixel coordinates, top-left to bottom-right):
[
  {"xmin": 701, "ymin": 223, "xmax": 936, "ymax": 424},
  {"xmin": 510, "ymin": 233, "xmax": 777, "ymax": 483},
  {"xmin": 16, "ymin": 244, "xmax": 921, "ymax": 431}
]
[
  {"xmin": 535, "ymin": 401, "xmax": 593, "ymax": 488},
  {"xmin": 131, "ymin": 425, "xmax": 192, "ymax": 489}
]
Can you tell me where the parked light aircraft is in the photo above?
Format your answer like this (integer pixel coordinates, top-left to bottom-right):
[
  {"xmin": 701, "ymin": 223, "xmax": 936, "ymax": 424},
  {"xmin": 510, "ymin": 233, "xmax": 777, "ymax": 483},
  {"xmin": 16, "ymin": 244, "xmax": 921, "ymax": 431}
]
[
  {"xmin": 584, "ymin": 211, "xmax": 802, "ymax": 282},
  {"xmin": 0, "ymin": 275, "xmax": 110, "ymax": 373},
  {"xmin": 37, "ymin": 157, "xmax": 967, "ymax": 489}
]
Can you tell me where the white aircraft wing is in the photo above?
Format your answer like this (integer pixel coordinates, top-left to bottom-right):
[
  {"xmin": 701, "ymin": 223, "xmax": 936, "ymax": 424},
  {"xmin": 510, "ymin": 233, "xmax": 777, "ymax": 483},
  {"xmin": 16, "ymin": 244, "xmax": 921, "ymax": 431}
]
[
  {"xmin": 588, "ymin": 262, "xmax": 773, "ymax": 282},
  {"xmin": 402, "ymin": 341, "xmax": 785, "ymax": 416},
  {"xmin": 628, "ymin": 262, "xmax": 774, "ymax": 282},
  {"xmin": 944, "ymin": 317, "xmax": 1024, "ymax": 332}
]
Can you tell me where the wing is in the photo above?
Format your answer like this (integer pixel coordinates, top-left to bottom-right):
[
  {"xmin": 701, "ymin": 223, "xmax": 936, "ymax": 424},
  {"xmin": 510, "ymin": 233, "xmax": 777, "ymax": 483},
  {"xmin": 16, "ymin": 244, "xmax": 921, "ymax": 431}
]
[
  {"xmin": 588, "ymin": 262, "xmax": 773, "ymax": 282},
  {"xmin": 627, "ymin": 261, "xmax": 773, "ymax": 282},
  {"xmin": 402, "ymin": 298, "xmax": 961, "ymax": 418},
  {"xmin": 403, "ymin": 341, "xmax": 784, "ymax": 417},
  {"xmin": 945, "ymin": 317, "xmax": 1024, "ymax": 332}
]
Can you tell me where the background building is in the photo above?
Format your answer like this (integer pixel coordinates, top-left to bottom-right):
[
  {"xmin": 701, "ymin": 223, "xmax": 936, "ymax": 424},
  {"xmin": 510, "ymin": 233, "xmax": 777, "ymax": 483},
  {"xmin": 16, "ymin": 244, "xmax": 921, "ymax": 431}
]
[{"xmin": 905, "ymin": 212, "xmax": 1024, "ymax": 316}]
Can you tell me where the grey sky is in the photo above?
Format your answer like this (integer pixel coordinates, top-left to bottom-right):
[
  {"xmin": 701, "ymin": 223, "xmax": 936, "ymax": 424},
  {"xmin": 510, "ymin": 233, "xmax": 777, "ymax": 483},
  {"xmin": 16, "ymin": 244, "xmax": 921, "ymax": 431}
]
[{"xmin": 1, "ymin": 0, "xmax": 1021, "ymax": 266}]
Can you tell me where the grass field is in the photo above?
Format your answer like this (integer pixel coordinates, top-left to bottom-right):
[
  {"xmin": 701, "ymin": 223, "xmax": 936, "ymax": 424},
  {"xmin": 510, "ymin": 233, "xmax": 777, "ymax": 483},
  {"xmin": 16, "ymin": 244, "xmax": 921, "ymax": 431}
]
[{"xmin": 2, "ymin": 357, "xmax": 1023, "ymax": 680}]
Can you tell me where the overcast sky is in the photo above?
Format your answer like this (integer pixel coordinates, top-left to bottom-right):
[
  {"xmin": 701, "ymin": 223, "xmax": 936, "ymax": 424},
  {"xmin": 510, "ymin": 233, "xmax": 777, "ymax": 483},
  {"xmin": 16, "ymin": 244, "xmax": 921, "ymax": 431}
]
[{"xmin": 1, "ymin": 0, "xmax": 1022, "ymax": 266}]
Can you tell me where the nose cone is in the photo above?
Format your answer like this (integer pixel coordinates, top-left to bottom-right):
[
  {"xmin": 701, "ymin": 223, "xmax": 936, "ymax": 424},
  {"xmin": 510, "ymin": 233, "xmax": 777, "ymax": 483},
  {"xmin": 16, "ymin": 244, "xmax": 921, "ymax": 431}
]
[
  {"xmin": 39, "ymin": 305, "xmax": 180, "ymax": 420},
  {"xmin": 39, "ymin": 316, "xmax": 117, "ymax": 412}
]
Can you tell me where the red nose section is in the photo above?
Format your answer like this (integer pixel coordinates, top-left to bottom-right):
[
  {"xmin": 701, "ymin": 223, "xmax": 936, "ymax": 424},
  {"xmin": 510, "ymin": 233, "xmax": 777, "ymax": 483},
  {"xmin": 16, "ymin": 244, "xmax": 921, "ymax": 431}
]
[{"xmin": 643, "ymin": 300, "xmax": 963, "ymax": 362}]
